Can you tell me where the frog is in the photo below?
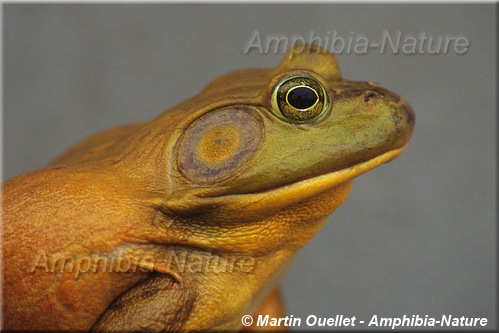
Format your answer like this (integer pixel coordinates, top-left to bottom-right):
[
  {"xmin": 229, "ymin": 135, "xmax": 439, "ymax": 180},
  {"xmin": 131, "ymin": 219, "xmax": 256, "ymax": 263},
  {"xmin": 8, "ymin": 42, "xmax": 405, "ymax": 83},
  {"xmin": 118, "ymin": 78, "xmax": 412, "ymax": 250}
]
[{"xmin": 2, "ymin": 44, "xmax": 414, "ymax": 331}]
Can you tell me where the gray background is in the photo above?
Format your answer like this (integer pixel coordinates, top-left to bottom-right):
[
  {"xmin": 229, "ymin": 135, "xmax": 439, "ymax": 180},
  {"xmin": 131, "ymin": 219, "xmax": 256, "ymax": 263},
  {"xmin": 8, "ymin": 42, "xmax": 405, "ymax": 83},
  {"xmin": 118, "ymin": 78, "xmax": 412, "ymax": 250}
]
[{"xmin": 3, "ymin": 4, "xmax": 496, "ymax": 330}]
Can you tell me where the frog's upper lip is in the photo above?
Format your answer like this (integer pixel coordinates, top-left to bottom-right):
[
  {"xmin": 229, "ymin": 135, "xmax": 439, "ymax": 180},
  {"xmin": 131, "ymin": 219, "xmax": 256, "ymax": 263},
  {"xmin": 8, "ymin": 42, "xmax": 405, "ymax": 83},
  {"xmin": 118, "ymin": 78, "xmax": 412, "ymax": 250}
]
[
  {"xmin": 163, "ymin": 147, "xmax": 406, "ymax": 218},
  {"xmin": 234, "ymin": 147, "xmax": 404, "ymax": 203}
]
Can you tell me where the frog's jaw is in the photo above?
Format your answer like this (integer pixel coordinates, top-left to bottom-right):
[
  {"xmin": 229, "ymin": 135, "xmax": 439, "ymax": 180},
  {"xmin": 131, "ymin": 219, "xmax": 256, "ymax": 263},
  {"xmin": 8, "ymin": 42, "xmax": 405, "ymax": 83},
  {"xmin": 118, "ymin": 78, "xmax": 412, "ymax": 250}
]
[
  {"xmin": 242, "ymin": 147, "xmax": 404, "ymax": 211},
  {"xmin": 163, "ymin": 147, "xmax": 405, "ymax": 221}
]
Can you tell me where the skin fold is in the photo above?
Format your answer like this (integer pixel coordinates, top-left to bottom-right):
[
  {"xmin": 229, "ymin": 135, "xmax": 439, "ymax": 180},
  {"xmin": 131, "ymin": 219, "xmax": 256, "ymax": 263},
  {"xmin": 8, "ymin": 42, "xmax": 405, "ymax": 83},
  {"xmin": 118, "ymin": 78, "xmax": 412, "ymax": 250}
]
[{"xmin": 2, "ymin": 44, "xmax": 414, "ymax": 331}]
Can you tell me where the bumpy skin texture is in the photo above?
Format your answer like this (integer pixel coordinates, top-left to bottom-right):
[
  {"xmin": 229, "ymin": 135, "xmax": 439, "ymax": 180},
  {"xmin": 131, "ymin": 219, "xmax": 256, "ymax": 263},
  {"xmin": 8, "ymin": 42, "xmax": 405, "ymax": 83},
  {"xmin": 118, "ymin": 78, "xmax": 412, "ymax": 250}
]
[{"xmin": 3, "ymin": 45, "xmax": 414, "ymax": 331}]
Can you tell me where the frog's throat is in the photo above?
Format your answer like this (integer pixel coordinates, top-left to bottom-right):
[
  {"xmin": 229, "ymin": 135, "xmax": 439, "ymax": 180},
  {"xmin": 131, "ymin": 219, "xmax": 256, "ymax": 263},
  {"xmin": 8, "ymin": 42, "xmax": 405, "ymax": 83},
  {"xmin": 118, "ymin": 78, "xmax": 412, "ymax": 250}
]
[{"xmin": 163, "ymin": 147, "xmax": 405, "ymax": 217}]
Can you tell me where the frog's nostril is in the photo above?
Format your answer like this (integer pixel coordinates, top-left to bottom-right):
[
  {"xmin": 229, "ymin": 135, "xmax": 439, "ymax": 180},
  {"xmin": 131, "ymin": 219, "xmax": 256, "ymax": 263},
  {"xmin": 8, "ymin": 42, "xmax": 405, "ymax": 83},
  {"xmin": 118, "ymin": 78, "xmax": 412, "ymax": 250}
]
[{"xmin": 363, "ymin": 91, "xmax": 378, "ymax": 103}]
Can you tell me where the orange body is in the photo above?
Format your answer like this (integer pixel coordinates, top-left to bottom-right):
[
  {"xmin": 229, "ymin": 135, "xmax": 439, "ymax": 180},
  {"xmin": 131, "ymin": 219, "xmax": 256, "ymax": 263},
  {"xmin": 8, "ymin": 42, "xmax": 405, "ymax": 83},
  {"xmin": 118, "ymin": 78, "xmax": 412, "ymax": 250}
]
[{"xmin": 3, "ymin": 45, "xmax": 413, "ymax": 331}]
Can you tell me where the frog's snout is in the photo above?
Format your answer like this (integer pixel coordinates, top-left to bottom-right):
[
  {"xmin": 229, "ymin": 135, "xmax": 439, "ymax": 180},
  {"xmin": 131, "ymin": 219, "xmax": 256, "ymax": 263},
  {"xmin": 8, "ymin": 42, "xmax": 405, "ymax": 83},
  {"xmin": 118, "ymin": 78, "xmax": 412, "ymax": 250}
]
[
  {"xmin": 361, "ymin": 83, "xmax": 415, "ymax": 148},
  {"xmin": 389, "ymin": 97, "xmax": 415, "ymax": 149},
  {"xmin": 400, "ymin": 100, "xmax": 415, "ymax": 129},
  {"xmin": 370, "ymin": 84, "xmax": 415, "ymax": 124}
]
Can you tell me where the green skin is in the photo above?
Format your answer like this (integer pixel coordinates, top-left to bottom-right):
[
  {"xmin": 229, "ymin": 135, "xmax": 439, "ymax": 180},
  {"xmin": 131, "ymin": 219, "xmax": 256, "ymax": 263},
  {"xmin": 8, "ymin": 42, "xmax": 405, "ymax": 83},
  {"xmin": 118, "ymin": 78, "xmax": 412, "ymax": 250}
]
[{"xmin": 3, "ymin": 45, "xmax": 414, "ymax": 331}]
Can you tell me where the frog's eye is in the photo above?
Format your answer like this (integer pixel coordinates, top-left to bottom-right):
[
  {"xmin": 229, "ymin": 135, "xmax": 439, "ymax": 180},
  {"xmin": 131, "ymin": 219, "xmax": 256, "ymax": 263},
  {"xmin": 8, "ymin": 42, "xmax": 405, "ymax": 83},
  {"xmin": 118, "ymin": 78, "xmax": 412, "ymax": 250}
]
[
  {"xmin": 271, "ymin": 76, "xmax": 328, "ymax": 122},
  {"xmin": 176, "ymin": 106, "xmax": 263, "ymax": 184}
]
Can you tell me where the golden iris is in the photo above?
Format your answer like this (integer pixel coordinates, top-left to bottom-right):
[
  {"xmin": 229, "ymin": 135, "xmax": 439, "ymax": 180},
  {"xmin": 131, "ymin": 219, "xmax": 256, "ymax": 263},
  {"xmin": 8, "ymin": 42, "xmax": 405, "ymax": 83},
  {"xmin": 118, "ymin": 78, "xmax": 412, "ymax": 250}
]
[{"xmin": 271, "ymin": 76, "xmax": 328, "ymax": 122}]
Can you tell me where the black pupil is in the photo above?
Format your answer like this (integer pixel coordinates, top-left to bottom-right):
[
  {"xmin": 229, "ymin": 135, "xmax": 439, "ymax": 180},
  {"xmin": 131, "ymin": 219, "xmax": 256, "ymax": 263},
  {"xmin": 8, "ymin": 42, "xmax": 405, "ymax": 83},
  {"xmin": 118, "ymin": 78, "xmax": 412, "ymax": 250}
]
[{"xmin": 287, "ymin": 87, "xmax": 318, "ymax": 109}]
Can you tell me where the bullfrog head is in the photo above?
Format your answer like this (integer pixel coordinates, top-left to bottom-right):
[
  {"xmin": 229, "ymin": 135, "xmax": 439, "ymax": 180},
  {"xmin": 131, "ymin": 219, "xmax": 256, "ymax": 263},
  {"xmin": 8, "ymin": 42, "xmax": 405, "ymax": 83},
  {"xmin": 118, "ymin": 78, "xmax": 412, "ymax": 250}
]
[
  {"xmin": 162, "ymin": 45, "xmax": 414, "ymax": 231},
  {"xmin": 3, "ymin": 45, "xmax": 414, "ymax": 331}
]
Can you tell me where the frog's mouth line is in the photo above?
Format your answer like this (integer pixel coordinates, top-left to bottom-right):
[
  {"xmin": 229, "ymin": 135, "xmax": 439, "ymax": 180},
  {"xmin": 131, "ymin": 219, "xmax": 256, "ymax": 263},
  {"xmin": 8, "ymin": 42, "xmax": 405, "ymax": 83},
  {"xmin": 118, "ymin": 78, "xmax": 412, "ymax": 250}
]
[
  {"xmin": 237, "ymin": 147, "xmax": 405, "ymax": 207},
  {"xmin": 163, "ymin": 147, "xmax": 405, "ymax": 217}
]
